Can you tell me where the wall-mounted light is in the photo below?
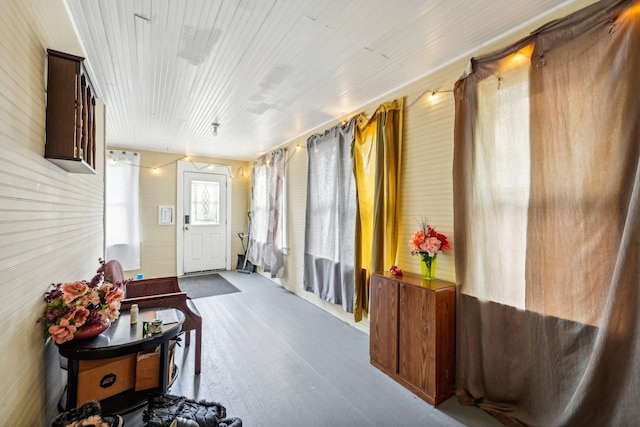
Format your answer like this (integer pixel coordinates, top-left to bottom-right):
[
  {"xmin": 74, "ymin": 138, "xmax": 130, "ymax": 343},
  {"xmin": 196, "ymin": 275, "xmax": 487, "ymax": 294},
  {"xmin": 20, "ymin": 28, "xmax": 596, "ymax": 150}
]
[{"xmin": 212, "ymin": 122, "xmax": 220, "ymax": 136}]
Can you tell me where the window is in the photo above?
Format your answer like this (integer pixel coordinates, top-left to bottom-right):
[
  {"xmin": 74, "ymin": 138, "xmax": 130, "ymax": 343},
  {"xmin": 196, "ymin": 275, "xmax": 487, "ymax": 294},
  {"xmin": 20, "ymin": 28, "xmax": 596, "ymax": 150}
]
[
  {"xmin": 471, "ymin": 65, "xmax": 530, "ymax": 308},
  {"xmin": 190, "ymin": 180, "xmax": 220, "ymax": 224},
  {"xmin": 105, "ymin": 151, "xmax": 140, "ymax": 270},
  {"xmin": 303, "ymin": 121, "xmax": 356, "ymax": 312},
  {"xmin": 247, "ymin": 149, "xmax": 286, "ymax": 278}
]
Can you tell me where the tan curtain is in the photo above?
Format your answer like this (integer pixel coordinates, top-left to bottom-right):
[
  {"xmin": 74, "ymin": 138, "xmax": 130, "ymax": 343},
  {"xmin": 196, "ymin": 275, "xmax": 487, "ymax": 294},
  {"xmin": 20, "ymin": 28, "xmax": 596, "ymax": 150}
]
[
  {"xmin": 453, "ymin": 0, "xmax": 640, "ymax": 425},
  {"xmin": 352, "ymin": 98, "xmax": 404, "ymax": 321}
]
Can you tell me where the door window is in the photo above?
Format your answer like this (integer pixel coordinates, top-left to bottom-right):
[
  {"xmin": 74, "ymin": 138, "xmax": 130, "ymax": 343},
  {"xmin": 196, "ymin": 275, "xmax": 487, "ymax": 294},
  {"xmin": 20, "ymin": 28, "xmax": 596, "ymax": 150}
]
[{"xmin": 190, "ymin": 180, "xmax": 220, "ymax": 224}]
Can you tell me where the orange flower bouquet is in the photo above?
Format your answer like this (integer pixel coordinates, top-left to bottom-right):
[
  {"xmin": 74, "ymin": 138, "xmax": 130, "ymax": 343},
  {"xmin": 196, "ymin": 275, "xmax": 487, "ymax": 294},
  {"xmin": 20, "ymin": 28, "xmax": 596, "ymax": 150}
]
[
  {"xmin": 409, "ymin": 219, "xmax": 450, "ymax": 280},
  {"xmin": 39, "ymin": 259, "xmax": 124, "ymax": 344}
]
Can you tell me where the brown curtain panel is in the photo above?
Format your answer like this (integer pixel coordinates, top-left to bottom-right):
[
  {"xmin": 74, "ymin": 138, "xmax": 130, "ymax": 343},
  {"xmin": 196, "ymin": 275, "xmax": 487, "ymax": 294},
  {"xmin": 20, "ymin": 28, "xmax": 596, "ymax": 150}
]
[
  {"xmin": 352, "ymin": 98, "xmax": 404, "ymax": 321},
  {"xmin": 453, "ymin": 0, "xmax": 640, "ymax": 425}
]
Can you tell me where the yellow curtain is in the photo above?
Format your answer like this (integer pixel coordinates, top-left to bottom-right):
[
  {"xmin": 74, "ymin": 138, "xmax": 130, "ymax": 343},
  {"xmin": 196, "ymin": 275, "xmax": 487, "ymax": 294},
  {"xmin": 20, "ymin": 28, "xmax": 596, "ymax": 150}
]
[{"xmin": 352, "ymin": 98, "xmax": 404, "ymax": 321}]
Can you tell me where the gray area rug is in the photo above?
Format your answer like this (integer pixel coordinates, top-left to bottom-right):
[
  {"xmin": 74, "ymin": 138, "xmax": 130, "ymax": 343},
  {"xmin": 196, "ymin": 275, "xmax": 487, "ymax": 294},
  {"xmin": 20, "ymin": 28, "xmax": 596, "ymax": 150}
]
[{"xmin": 178, "ymin": 273, "xmax": 241, "ymax": 299}]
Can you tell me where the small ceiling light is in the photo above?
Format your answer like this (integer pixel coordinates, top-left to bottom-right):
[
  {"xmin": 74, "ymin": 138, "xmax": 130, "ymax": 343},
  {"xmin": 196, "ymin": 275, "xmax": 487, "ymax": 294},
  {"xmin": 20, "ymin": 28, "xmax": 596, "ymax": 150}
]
[{"xmin": 212, "ymin": 122, "xmax": 220, "ymax": 137}]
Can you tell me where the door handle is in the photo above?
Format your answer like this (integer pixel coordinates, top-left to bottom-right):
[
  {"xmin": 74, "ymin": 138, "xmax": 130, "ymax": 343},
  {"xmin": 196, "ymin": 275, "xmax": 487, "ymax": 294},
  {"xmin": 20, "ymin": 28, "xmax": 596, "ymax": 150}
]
[{"xmin": 184, "ymin": 226, "xmax": 190, "ymax": 231}]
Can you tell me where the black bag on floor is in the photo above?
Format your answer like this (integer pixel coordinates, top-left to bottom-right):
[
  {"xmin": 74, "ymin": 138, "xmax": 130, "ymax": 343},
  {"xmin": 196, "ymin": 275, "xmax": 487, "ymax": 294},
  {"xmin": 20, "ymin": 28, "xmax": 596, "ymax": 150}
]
[{"xmin": 143, "ymin": 393, "xmax": 242, "ymax": 427}]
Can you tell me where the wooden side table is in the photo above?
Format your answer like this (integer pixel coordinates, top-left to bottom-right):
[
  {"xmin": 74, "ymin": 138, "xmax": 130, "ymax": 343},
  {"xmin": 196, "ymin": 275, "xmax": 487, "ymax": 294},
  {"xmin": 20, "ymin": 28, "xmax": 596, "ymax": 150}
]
[{"xmin": 57, "ymin": 308, "xmax": 184, "ymax": 413}]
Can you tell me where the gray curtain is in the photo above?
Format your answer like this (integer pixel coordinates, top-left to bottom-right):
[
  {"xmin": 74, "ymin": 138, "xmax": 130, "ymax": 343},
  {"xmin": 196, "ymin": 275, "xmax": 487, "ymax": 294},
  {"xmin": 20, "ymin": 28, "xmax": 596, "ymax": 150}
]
[
  {"xmin": 303, "ymin": 118, "xmax": 356, "ymax": 312},
  {"xmin": 248, "ymin": 149, "xmax": 285, "ymax": 278},
  {"xmin": 453, "ymin": 0, "xmax": 640, "ymax": 425}
]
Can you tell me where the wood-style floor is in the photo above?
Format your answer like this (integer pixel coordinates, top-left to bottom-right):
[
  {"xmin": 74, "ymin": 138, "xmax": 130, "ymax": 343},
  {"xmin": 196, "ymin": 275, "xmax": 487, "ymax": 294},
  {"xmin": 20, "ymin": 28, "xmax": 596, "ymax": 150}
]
[{"xmin": 124, "ymin": 271, "xmax": 502, "ymax": 427}]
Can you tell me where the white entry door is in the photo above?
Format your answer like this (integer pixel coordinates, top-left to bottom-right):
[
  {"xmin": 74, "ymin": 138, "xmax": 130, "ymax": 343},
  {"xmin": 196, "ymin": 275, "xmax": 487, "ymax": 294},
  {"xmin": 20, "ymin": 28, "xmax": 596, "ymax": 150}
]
[{"xmin": 183, "ymin": 171, "xmax": 227, "ymax": 273}]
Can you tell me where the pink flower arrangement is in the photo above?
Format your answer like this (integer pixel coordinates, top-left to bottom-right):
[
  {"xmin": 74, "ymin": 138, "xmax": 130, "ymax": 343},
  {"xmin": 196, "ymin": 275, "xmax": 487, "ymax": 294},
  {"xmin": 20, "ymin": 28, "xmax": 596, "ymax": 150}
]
[
  {"xmin": 39, "ymin": 259, "xmax": 125, "ymax": 344},
  {"xmin": 409, "ymin": 220, "xmax": 450, "ymax": 257}
]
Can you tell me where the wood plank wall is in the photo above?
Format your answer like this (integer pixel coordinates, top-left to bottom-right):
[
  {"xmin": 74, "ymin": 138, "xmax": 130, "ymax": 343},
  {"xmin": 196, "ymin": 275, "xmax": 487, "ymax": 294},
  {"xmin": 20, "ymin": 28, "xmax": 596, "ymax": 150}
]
[{"xmin": 0, "ymin": 1, "xmax": 105, "ymax": 425}]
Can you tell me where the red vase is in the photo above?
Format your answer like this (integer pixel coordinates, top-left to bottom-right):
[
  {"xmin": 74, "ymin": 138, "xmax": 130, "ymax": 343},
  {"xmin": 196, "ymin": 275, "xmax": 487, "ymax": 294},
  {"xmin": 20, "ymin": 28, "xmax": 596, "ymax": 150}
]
[{"xmin": 74, "ymin": 319, "xmax": 111, "ymax": 340}]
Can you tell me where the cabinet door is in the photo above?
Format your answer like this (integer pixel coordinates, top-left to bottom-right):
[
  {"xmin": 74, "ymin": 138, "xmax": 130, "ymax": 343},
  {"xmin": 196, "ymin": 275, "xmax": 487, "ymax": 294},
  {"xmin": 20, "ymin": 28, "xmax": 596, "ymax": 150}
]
[
  {"xmin": 369, "ymin": 275, "xmax": 398, "ymax": 373},
  {"xmin": 45, "ymin": 50, "xmax": 97, "ymax": 173},
  {"xmin": 46, "ymin": 53, "xmax": 79, "ymax": 159},
  {"xmin": 399, "ymin": 283, "xmax": 436, "ymax": 396},
  {"xmin": 434, "ymin": 289, "xmax": 456, "ymax": 398}
]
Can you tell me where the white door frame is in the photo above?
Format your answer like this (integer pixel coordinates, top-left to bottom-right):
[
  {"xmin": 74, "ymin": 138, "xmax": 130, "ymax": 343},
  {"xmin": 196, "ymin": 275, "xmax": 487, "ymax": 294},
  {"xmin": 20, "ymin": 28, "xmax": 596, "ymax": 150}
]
[{"xmin": 177, "ymin": 160, "xmax": 232, "ymax": 276}]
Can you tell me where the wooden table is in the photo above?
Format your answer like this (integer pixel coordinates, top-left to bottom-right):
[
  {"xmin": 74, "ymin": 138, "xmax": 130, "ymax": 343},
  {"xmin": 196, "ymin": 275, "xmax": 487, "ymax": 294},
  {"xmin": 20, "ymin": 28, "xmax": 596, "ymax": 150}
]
[{"xmin": 57, "ymin": 308, "xmax": 184, "ymax": 413}]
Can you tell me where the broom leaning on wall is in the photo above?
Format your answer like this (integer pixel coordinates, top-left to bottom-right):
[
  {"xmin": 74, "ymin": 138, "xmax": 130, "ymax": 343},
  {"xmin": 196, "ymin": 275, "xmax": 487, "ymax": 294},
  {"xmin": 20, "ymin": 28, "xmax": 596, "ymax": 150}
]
[{"xmin": 237, "ymin": 212, "xmax": 255, "ymax": 274}]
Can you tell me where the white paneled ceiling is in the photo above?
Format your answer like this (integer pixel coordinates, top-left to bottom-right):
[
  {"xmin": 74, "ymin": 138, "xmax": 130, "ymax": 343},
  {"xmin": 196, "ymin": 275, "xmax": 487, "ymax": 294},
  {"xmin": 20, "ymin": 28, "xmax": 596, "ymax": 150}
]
[{"xmin": 62, "ymin": 0, "xmax": 593, "ymax": 160}]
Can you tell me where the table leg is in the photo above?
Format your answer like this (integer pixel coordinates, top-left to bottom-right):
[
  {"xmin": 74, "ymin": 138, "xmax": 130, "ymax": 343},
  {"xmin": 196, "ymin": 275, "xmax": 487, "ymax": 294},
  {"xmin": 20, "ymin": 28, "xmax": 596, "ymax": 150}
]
[
  {"xmin": 159, "ymin": 341, "xmax": 169, "ymax": 392},
  {"xmin": 67, "ymin": 358, "xmax": 80, "ymax": 410}
]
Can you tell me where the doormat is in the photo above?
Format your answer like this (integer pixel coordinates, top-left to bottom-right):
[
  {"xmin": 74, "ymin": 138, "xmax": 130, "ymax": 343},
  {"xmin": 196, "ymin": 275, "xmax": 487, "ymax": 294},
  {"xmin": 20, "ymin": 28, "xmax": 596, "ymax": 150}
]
[{"xmin": 178, "ymin": 273, "xmax": 241, "ymax": 299}]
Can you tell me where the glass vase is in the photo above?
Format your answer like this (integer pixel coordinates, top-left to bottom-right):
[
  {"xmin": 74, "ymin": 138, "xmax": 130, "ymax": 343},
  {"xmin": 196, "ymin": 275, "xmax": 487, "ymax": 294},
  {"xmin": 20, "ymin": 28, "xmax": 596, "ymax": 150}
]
[{"xmin": 420, "ymin": 253, "xmax": 437, "ymax": 280}]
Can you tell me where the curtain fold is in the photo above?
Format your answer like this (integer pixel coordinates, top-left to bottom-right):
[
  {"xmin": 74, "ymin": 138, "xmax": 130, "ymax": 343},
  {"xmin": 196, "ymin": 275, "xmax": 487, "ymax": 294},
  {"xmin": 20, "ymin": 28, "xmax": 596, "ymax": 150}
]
[
  {"xmin": 303, "ymin": 119, "xmax": 356, "ymax": 312},
  {"xmin": 248, "ymin": 149, "xmax": 286, "ymax": 278},
  {"xmin": 106, "ymin": 150, "xmax": 140, "ymax": 271},
  {"xmin": 353, "ymin": 98, "xmax": 404, "ymax": 321},
  {"xmin": 453, "ymin": 0, "xmax": 640, "ymax": 425}
]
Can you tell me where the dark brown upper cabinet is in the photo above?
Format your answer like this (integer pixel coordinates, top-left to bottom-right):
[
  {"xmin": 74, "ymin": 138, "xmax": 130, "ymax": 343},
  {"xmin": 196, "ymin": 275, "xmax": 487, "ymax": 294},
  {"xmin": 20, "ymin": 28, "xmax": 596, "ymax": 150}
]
[{"xmin": 45, "ymin": 49, "xmax": 97, "ymax": 174}]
